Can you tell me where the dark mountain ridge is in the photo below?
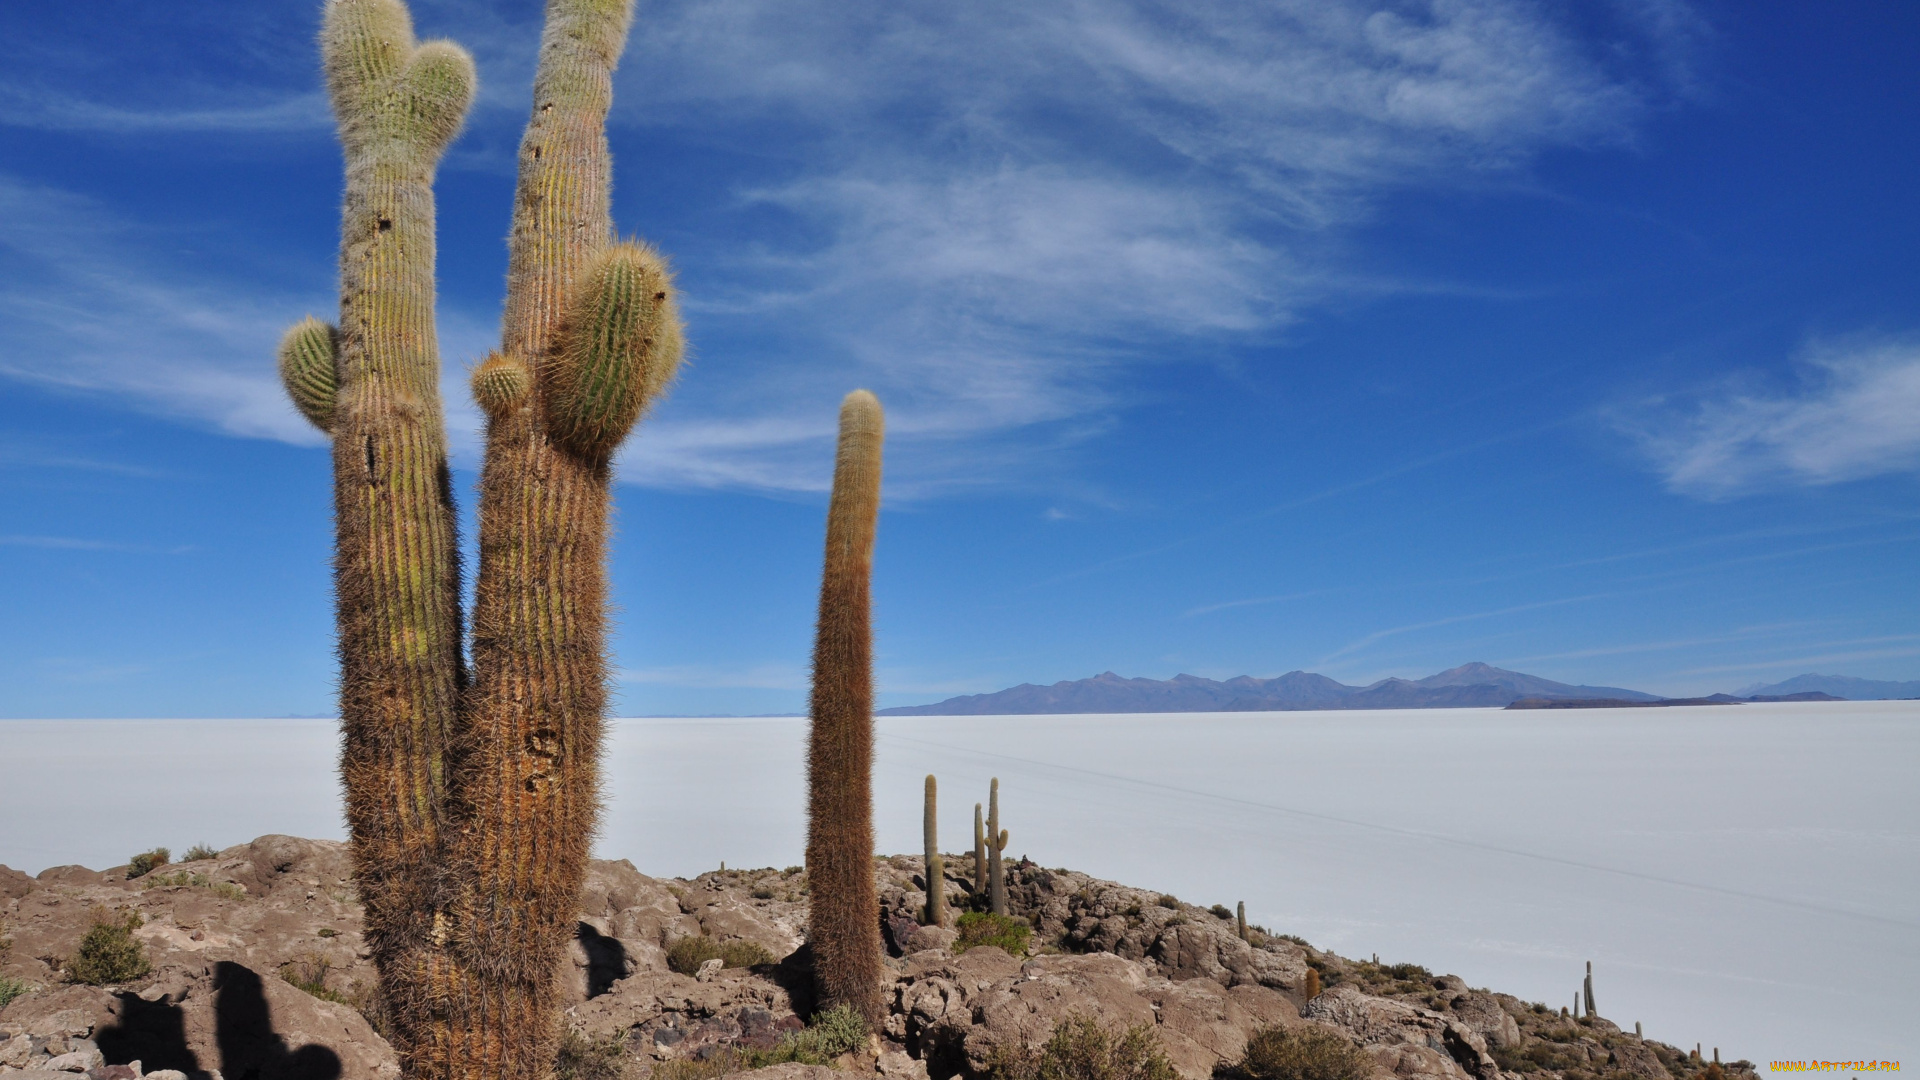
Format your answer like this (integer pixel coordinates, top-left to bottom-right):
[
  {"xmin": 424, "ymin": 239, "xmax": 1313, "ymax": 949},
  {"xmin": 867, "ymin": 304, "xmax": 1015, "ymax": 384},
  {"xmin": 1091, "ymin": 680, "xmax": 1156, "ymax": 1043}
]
[{"xmin": 878, "ymin": 662, "xmax": 1661, "ymax": 715}]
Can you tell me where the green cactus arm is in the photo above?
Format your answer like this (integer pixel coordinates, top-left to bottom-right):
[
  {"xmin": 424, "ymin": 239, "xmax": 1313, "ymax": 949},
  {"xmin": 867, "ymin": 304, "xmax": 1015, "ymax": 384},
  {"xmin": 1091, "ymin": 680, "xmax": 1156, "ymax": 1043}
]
[
  {"xmin": 470, "ymin": 353, "xmax": 530, "ymax": 418},
  {"xmin": 996, "ymin": 829, "xmax": 1009, "ymax": 850},
  {"xmin": 277, "ymin": 317, "xmax": 339, "ymax": 432},
  {"xmin": 396, "ymin": 40, "xmax": 477, "ymax": 152},
  {"xmin": 322, "ymin": 0, "xmax": 474, "ymax": 159},
  {"xmin": 544, "ymin": 241, "xmax": 684, "ymax": 457}
]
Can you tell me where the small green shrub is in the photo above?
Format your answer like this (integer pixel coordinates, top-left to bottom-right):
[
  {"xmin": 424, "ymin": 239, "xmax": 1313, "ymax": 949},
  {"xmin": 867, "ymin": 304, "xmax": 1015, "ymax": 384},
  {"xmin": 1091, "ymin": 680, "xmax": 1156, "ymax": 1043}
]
[
  {"xmin": 1154, "ymin": 894, "xmax": 1179, "ymax": 909},
  {"xmin": 1122, "ymin": 903, "xmax": 1142, "ymax": 918},
  {"xmin": 1232, "ymin": 1024, "xmax": 1370, "ymax": 1080},
  {"xmin": 126, "ymin": 848, "xmax": 170, "ymax": 879},
  {"xmin": 777, "ymin": 1003, "xmax": 869, "ymax": 1063},
  {"xmin": 1209, "ymin": 904, "xmax": 1234, "ymax": 921},
  {"xmin": 652, "ymin": 1006, "xmax": 869, "ymax": 1080},
  {"xmin": 664, "ymin": 935, "xmax": 774, "ymax": 975},
  {"xmin": 987, "ymin": 1014, "xmax": 1176, "ymax": 1080},
  {"xmin": 280, "ymin": 954, "xmax": 354, "ymax": 1006},
  {"xmin": 1275, "ymin": 933, "xmax": 1309, "ymax": 947},
  {"xmin": 0, "ymin": 974, "xmax": 31, "ymax": 1009},
  {"xmin": 554, "ymin": 1027, "xmax": 631, "ymax": 1080},
  {"xmin": 183, "ymin": 844, "xmax": 220, "ymax": 861},
  {"xmin": 750, "ymin": 886, "xmax": 776, "ymax": 900},
  {"xmin": 65, "ymin": 910, "xmax": 151, "ymax": 985},
  {"xmin": 955, "ymin": 912, "xmax": 1031, "ymax": 957},
  {"xmin": 318, "ymin": 927, "xmax": 339, "ymax": 938}
]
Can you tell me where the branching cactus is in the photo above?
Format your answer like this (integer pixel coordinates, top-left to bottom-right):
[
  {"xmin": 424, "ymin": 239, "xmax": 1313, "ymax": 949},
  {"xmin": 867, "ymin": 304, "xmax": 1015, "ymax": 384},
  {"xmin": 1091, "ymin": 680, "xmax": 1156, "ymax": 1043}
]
[
  {"xmin": 922, "ymin": 775, "xmax": 945, "ymax": 926},
  {"xmin": 453, "ymin": 0, "xmax": 679, "ymax": 1070},
  {"xmin": 278, "ymin": 1, "xmax": 475, "ymax": 1068},
  {"xmin": 987, "ymin": 777, "xmax": 1010, "ymax": 916},
  {"xmin": 805, "ymin": 390, "xmax": 887, "ymax": 1029},
  {"xmin": 279, "ymin": 0, "xmax": 679, "ymax": 1075}
]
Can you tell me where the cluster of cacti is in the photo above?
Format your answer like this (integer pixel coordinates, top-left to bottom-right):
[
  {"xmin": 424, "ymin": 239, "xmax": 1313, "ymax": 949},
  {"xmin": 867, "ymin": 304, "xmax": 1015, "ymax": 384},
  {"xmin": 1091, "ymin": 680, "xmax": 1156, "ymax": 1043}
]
[
  {"xmin": 279, "ymin": 1, "xmax": 680, "ymax": 1076},
  {"xmin": 804, "ymin": 390, "xmax": 887, "ymax": 1030},
  {"xmin": 986, "ymin": 777, "xmax": 1011, "ymax": 915},
  {"xmin": 922, "ymin": 775, "xmax": 946, "ymax": 926}
]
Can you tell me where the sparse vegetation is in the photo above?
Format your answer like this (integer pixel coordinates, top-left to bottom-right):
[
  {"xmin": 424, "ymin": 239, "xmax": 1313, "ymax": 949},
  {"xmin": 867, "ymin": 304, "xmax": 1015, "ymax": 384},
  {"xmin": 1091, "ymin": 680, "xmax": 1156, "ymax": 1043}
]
[
  {"xmin": 554, "ymin": 1028, "xmax": 632, "ymax": 1080},
  {"xmin": 1210, "ymin": 904, "xmax": 1234, "ymax": 920},
  {"xmin": 318, "ymin": 927, "xmax": 339, "ymax": 938},
  {"xmin": 664, "ymin": 935, "xmax": 775, "ymax": 975},
  {"xmin": 65, "ymin": 909, "xmax": 151, "ymax": 985},
  {"xmin": 750, "ymin": 885, "xmax": 776, "ymax": 900},
  {"xmin": 183, "ymin": 843, "xmax": 220, "ymax": 861},
  {"xmin": 955, "ymin": 911, "xmax": 1032, "ymax": 956},
  {"xmin": 140, "ymin": 870, "xmax": 246, "ymax": 900},
  {"xmin": 987, "ymin": 1013, "xmax": 1177, "ymax": 1080},
  {"xmin": 1229, "ymin": 1024, "xmax": 1370, "ymax": 1080},
  {"xmin": 126, "ymin": 847, "xmax": 170, "ymax": 879},
  {"xmin": 651, "ymin": 1004, "xmax": 870, "ymax": 1080},
  {"xmin": 1154, "ymin": 894, "xmax": 1179, "ymax": 909},
  {"xmin": 0, "ymin": 975, "xmax": 30, "ymax": 1009},
  {"xmin": 280, "ymin": 954, "xmax": 354, "ymax": 1006}
]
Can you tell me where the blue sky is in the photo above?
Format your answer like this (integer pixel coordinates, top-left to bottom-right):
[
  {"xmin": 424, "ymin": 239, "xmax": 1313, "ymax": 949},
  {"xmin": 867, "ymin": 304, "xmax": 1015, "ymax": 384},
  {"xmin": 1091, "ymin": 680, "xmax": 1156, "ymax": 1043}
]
[{"xmin": 3, "ymin": 0, "xmax": 1918, "ymax": 717}]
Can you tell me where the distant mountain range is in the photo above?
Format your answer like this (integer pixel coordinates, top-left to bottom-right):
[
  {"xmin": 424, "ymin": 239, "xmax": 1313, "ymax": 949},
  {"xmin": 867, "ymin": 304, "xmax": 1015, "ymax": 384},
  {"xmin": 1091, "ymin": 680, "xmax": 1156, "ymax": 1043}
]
[
  {"xmin": 1735, "ymin": 673, "xmax": 1920, "ymax": 700},
  {"xmin": 876, "ymin": 662, "xmax": 1662, "ymax": 715}
]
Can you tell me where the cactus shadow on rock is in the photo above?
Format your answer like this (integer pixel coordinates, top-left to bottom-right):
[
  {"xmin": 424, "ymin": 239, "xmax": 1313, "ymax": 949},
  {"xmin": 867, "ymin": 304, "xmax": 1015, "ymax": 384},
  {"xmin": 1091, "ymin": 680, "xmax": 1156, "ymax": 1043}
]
[
  {"xmin": 95, "ymin": 993, "xmax": 199, "ymax": 1075},
  {"xmin": 212, "ymin": 961, "xmax": 343, "ymax": 1080},
  {"xmin": 576, "ymin": 921, "xmax": 630, "ymax": 999}
]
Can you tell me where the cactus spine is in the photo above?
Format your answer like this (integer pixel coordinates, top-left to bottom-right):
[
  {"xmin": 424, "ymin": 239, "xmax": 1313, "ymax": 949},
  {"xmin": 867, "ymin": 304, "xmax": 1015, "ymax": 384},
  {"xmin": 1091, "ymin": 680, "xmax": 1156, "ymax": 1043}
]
[
  {"xmin": 922, "ymin": 775, "xmax": 945, "ymax": 926},
  {"xmin": 987, "ymin": 777, "xmax": 1009, "ymax": 916},
  {"xmin": 281, "ymin": 1, "xmax": 679, "ymax": 1076},
  {"xmin": 805, "ymin": 390, "xmax": 887, "ymax": 1029},
  {"xmin": 1236, "ymin": 901, "xmax": 1247, "ymax": 942}
]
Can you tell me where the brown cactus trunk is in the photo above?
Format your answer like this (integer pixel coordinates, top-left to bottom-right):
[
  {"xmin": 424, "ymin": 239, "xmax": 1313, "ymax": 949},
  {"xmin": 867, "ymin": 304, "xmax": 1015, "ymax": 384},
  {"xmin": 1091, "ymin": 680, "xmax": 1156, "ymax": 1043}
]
[
  {"xmin": 805, "ymin": 391, "xmax": 887, "ymax": 1029},
  {"xmin": 451, "ymin": 1, "xmax": 635, "ymax": 1074}
]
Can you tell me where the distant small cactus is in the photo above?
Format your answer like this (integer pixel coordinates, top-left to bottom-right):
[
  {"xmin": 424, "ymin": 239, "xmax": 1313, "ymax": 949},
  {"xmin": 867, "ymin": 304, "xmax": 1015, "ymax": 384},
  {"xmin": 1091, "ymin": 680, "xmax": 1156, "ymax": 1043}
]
[
  {"xmin": 923, "ymin": 775, "xmax": 946, "ymax": 926},
  {"xmin": 987, "ymin": 778, "xmax": 1010, "ymax": 916},
  {"xmin": 1236, "ymin": 901, "xmax": 1247, "ymax": 941},
  {"xmin": 973, "ymin": 803, "xmax": 987, "ymax": 897},
  {"xmin": 1304, "ymin": 967, "xmax": 1321, "ymax": 1000}
]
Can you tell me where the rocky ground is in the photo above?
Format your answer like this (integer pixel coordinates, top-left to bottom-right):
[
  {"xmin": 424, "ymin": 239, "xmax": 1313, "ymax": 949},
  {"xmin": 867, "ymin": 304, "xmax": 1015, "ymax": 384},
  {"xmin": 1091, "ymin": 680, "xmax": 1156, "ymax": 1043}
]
[{"xmin": 0, "ymin": 836, "xmax": 1751, "ymax": 1080}]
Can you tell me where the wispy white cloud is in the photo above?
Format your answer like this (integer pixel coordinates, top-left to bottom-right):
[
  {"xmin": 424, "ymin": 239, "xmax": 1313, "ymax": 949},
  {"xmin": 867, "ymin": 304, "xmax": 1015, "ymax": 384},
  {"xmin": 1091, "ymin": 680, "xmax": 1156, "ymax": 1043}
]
[
  {"xmin": 600, "ymin": 0, "xmax": 1688, "ymax": 493},
  {"xmin": 0, "ymin": 0, "xmax": 1696, "ymax": 498},
  {"xmin": 0, "ymin": 89, "xmax": 330, "ymax": 134},
  {"xmin": 0, "ymin": 174, "xmax": 494, "ymax": 460},
  {"xmin": 1624, "ymin": 336, "xmax": 1920, "ymax": 497}
]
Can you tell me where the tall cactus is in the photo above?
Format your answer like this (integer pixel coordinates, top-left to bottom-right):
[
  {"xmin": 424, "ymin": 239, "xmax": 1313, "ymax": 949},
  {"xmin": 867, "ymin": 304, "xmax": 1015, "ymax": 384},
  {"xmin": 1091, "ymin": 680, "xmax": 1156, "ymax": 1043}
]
[
  {"xmin": 922, "ymin": 775, "xmax": 945, "ymax": 926},
  {"xmin": 280, "ymin": 2, "xmax": 475, "ymax": 1070},
  {"xmin": 987, "ymin": 777, "xmax": 1010, "ymax": 916},
  {"xmin": 805, "ymin": 390, "xmax": 887, "ymax": 1029},
  {"xmin": 280, "ymin": 0, "xmax": 679, "ymax": 1076},
  {"xmin": 452, "ymin": 0, "xmax": 678, "ymax": 1070},
  {"xmin": 1583, "ymin": 961, "xmax": 1595, "ymax": 1017}
]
